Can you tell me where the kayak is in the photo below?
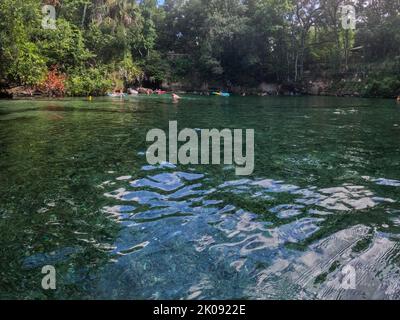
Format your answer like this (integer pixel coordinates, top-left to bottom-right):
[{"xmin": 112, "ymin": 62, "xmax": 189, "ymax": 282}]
[
  {"xmin": 211, "ymin": 92, "xmax": 230, "ymax": 97},
  {"xmin": 155, "ymin": 90, "xmax": 167, "ymax": 95}
]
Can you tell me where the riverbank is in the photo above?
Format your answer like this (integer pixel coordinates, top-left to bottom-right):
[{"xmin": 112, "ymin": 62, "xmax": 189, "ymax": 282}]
[
  {"xmin": 0, "ymin": 87, "xmax": 395, "ymax": 100},
  {"xmin": 162, "ymin": 75, "xmax": 400, "ymax": 99},
  {"xmin": 6, "ymin": 74, "xmax": 395, "ymax": 100}
]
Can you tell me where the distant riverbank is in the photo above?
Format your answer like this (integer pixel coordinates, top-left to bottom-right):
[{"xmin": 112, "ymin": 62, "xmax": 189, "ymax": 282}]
[
  {"xmin": 2, "ymin": 71, "xmax": 400, "ymax": 100},
  {"xmin": 1, "ymin": 83, "xmax": 398, "ymax": 100}
]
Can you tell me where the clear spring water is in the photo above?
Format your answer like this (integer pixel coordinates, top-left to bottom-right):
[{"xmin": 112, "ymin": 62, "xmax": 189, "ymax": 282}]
[{"xmin": 1, "ymin": 95, "xmax": 400, "ymax": 299}]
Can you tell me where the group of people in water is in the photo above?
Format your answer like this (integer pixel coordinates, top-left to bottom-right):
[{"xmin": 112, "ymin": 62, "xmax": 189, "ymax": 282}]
[
  {"xmin": 138, "ymin": 88, "xmax": 181, "ymax": 102},
  {"xmin": 108, "ymin": 88, "xmax": 400, "ymax": 103},
  {"xmin": 107, "ymin": 87, "xmax": 182, "ymax": 102}
]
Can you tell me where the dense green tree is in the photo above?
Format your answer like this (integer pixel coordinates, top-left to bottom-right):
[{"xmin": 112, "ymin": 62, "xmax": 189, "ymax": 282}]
[
  {"xmin": 0, "ymin": 0, "xmax": 46, "ymax": 85},
  {"xmin": 0, "ymin": 0, "xmax": 399, "ymax": 96}
]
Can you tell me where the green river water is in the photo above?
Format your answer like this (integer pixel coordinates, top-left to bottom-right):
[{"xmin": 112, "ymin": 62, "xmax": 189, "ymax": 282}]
[{"xmin": 1, "ymin": 95, "xmax": 400, "ymax": 299}]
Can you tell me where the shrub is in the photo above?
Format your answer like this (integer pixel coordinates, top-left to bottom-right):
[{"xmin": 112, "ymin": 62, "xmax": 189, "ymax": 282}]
[
  {"xmin": 66, "ymin": 67, "xmax": 113, "ymax": 96},
  {"xmin": 119, "ymin": 53, "xmax": 143, "ymax": 86},
  {"xmin": 363, "ymin": 76, "xmax": 400, "ymax": 98},
  {"xmin": 7, "ymin": 42, "xmax": 47, "ymax": 86},
  {"xmin": 39, "ymin": 68, "xmax": 66, "ymax": 97}
]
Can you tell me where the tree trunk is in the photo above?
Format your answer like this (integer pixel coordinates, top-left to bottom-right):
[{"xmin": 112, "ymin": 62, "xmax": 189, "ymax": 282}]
[{"xmin": 81, "ymin": 3, "xmax": 88, "ymax": 27}]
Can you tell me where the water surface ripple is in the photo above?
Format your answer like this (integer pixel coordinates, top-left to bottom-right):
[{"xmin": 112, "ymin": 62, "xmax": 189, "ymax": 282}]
[{"xmin": 1, "ymin": 96, "xmax": 400, "ymax": 299}]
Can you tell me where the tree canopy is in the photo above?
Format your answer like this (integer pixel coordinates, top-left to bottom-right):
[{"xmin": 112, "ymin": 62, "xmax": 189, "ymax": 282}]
[{"xmin": 0, "ymin": 0, "xmax": 399, "ymax": 96}]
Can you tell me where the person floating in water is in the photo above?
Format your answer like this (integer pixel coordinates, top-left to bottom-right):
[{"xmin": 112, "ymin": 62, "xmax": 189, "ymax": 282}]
[{"xmin": 172, "ymin": 93, "xmax": 181, "ymax": 102}]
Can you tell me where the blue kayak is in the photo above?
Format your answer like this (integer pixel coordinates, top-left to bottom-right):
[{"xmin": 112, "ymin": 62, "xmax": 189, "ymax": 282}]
[{"xmin": 211, "ymin": 92, "xmax": 230, "ymax": 97}]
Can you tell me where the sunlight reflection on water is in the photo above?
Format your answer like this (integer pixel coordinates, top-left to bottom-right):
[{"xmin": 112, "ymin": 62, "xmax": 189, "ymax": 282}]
[{"xmin": 96, "ymin": 155, "xmax": 400, "ymax": 299}]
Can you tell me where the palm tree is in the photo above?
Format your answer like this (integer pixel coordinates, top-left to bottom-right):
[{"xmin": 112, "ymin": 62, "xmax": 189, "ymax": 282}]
[{"xmin": 89, "ymin": 0, "xmax": 136, "ymax": 32}]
